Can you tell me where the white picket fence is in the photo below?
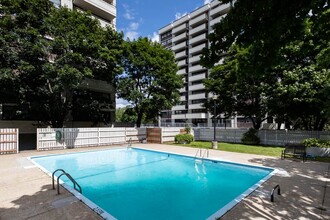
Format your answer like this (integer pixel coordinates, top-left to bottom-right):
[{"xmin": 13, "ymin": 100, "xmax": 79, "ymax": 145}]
[
  {"xmin": 193, "ymin": 128, "xmax": 330, "ymax": 146},
  {"xmin": 0, "ymin": 128, "xmax": 19, "ymax": 154},
  {"xmin": 37, "ymin": 127, "xmax": 146, "ymax": 151}
]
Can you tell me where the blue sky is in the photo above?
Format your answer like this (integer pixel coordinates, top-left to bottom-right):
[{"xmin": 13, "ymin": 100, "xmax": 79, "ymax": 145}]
[
  {"xmin": 116, "ymin": 0, "xmax": 212, "ymax": 108},
  {"xmin": 116, "ymin": 0, "xmax": 212, "ymax": 42}
]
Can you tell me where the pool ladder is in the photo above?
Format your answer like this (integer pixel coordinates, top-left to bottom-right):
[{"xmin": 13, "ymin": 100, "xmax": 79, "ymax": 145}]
[
  {"xmin": 195, "ymin": 148, "xmax": 209, "ymax": 163},
  {"xmin": 52, "ymin": 169, "xmax": 82, "ymax": 195}
]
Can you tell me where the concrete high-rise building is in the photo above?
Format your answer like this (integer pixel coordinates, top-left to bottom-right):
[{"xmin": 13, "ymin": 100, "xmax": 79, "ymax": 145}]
[
  {"xmin": 159, "ymin": 0, "xmax": 236, "ymax": 127},
  {"xmin": 51, "ymin": 0, "xmax": 116, "ymax": 29}
]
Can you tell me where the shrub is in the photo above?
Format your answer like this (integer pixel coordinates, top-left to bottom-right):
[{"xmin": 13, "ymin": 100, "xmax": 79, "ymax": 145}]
[
  {"xmin": 175, "ymin": 134, "xmax": 194, "ymax": 144},
  {"xmin": 303, "ymin": 138, "xmax": 330, "ymax": 148},
  {"xmin": 241, "ymin": 128, "xmax": 260, "ymax": 145}
]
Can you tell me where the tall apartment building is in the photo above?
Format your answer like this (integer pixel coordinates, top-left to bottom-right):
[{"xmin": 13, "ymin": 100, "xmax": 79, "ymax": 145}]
[
  {"xmin": 51, "ymin": 0, "xmax": 116, "ymax": 28},
  {"xmin": 159, "ymin": 0, "xmax": 235, "ymax": 127}
]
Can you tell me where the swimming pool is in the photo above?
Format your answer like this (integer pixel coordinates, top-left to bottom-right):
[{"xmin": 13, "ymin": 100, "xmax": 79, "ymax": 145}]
[{"xmin": 31, "ymin": 148, "xmax": 275, "ymax": 219}]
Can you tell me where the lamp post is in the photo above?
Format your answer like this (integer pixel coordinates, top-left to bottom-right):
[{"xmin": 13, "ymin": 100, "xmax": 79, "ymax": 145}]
[{"xmin": 212, "ymin": 95, "xmax": 218, "ymax": 149}]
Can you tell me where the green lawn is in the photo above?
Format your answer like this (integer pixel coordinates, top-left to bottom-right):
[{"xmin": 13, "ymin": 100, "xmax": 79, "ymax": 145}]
[
  {"xmin": 172, "ymin": 141, "xmax": 330, "ymax": 162},
  {"xmin": 173, "ymin": 141, "xmax": 284, "ymax": 157}
]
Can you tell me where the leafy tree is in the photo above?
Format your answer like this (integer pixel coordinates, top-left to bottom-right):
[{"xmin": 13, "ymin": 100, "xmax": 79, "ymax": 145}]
[
  {"xmin": 202, "ymin": 0, "xmax": 320, "ymax": 68},
  {"xmin": 201, "ymin": 0, "xmax": 330, "ymax": 130},
  {"xmin": 0, "ymin": 1, "xmax": 124, "ymax": 127},
  {"xmin": 42, "ymin": 7, "xmax": 123, "ymax": 127},
  {"xmin": 265, "ymin": 8, "xmax": 330, "ymax": 130},
  {"xmin": 117, "ymin": 37, "xmax": 183, "ymax": 127},
  {"xmin": 204, "ymin": 44, "xmax": 269, "ymax": 129},
  {"xmin": 0, "ymin": 0, "xmax": 53, "ymax": 120}
]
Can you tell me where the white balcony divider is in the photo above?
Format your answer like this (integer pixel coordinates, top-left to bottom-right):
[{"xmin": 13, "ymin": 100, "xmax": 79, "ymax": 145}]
[
  {"xmin": 37, "ymin": 127, "xmax": 146, "ymax": 150},
  {"xmin": 0, "ymin": 128, "xmax": 19, "ymax": 154}
]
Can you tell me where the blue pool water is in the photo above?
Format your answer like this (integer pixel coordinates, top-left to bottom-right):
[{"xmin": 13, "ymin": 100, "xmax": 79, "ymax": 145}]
[{"xmin": 31, "ymin": 148, "xmax": 274, "ymax": 219}]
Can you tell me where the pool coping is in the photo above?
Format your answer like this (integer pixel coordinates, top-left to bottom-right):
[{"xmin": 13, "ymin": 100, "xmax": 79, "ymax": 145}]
[
  {"xmin": 28, "ymin": 155, "xmax": 117, "ymax": 220},
  {"xmin": 28, "ymin": 146, "xmax": 278, "ymax": 220}
]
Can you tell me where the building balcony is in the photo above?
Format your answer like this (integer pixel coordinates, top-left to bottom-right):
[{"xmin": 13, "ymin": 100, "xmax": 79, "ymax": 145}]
[
  {"xmin": 189, "ymin": 83, "xmax": 204, "ymax": 91},
  {"xmin": 172, "ymin": 41, "xmax": 187, "ymax": 52},
  {"xmin": 189, "ymin": 23, "xmax": 207, "ymax": 36},
  {"xmin": 172, "ymin": 32, "xmax": 188, "ymax": 43},
  {"xmin": 189, "ymin": 103, "xmax": 204, "ymax": 109},
  {"xmin": 175, "ymin": 50, "xmax": 188, "ymax": 59},
  {"xmin": 210, "ymin": 15, "xmax": 226, "ymax": 28},
  {"xmin": 190, "ymin": 4, "xmax": 209, "ymax": 18},
  {"xmin": 210, "ymin": 3, "xmax": 230, "ymax": 17},
  {"xmin": 173, "ymin": 15, "xmax": 189, "ymax": 28},
  {"xmin": 171, "ymin": 114, "xmax": 187, "ymax": 120},
  {"xmin": 177, "ymin": 59, "xmax": 188, "ymax": 67},
  {"xmin": 172, "ymin": 23, "xmax": 187, "ymax": 34},
  {"xmin": 189, "ymin": 72, "xmax": 206, "ymax": 82},
  {"xmin": 159, "ymin": 23, "xmax": 172, "ymax": 34},
  {"xmin": 172, "ymin": 105, "xmax": 186, "ymax": 111},
  {"xmin": 189, "ymin": 43, "xmax": 206, "ymax": 55},
  {"xmin": 189, "ymin": 55, "xmax": 201, "ymax": 64},
  {"xmin": 189, "ymin": 13, "xmax": 207, "ymax": 27},
  {"xmin": 177, "ymin": 68, "xmax": 187, "ymax": 75},
  {"xmin": 185, "ymin": 113, "xmax": 207, "ymax": 119},
  {"xmin": 190, "ymin": 65, "xmax": 206, "ymax": 73},
  {"xmin": 189, "ymin": 93, "xmax": 206, "ymax": 100},
  {"xmin": 210, "ymin": 0, "xmax": 220, "ymax": 7},
  {"xmin": 180, "ymin": 96, "xmax": 186, "ymax": 101},
  {"xmin": 73, "ymin": 0, "xmax": 116, "ymax": 23},
  {"xmin": 189, "ymin": 33, "xmax": 207, "ymax": 46}
]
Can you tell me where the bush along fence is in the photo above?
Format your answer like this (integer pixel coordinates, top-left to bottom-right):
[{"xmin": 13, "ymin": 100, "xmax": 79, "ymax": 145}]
[
  {"xmin": 0, "ymin": 128, "xmax": 19, "ymax": 154},
  {"xmin": 193, "ymin": 128, "xmax": 330, "ymax": 146}
]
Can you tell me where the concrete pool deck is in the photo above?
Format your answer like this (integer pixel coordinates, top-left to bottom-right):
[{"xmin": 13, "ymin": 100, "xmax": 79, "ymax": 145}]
[{"xmin": 0, "ymin": 143, "xmax": 329, "ymax": 220}]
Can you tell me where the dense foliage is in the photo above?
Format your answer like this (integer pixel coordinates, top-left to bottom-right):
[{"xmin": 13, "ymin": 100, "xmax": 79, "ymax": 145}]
[
  {"xmin": 117, "ymin": 37, "xmax": 183, "ymax": 127},
  {"xmin": 0, "ymin": 0, "xmax": 123, "ymax": 127},
  {"xmin": 241, "ymin": 128, "xmax": 260, "ymax": 145},
  {"xmin": 303, "ymin": 138, "xmax": 330, "ymax": 148},
  {"xmin": 202, "ymin": 0, "xmax": 330, "ymax": 130},
  {"xmin": 175, "ymin": 134, "xmax": 194, "ymax": 144}
]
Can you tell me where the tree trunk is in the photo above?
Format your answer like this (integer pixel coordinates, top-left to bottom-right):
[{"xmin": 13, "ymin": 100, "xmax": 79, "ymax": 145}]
[{"xmin": 136, "ymin": 113, "xmax": 143, "ymax": 128}]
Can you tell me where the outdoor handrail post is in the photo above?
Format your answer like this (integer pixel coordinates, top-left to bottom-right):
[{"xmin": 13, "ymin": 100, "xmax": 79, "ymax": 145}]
[
  {"xmin": 271, "ymin": 184, "xmax": 281, "ymax": 202},
  {"xmin": 211, "ymin": 95, "xmax": 218, "ymax": 149},
  {"xmin": 213, "ymin": 100, "xmax": 216, "ymax": 141}
]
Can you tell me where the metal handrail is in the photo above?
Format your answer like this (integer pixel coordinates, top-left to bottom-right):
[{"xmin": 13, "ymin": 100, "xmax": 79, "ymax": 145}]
[
  {"xmin": 128, "ymin": 138, "xmax": 132, "ymax": 147},
  {"xmin": 271, "ymin": 184, "xmax": 281, "ymax": 202},
  {"xmin": 52, "ymin": 169, "xmax": 66, "ymax": 190},
  {"xmin": 57, "ymin": 173, "xmax": 82, "ymax": 195},
  {"xmin": 202, "ymin": 149, "xmax": 209, "ymax": 159},
  {"xmin": 52, "ymin": 169, "xmax": 82, "ymax": 195},
  {"xmin": 195, "ymin": 148, "xmax": 209, "ymax": 164},
  {"xmin": 195, "ymin": 148, "xmax": 202, "ymax": 158}
]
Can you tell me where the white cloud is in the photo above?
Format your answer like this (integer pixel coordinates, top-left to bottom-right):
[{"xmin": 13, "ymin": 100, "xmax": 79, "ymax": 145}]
[
  {"xmin": 126, "ymin": 31, "xmax": 140, "ymax": 40},
  {"xmin": 123, "ymin": 4, "xmax": 135, "ymax": 20},
  {"xmin": 116, "ymin": 98, "xmax": 130, "ymax": 109},
  {"xmin": 148, "ymin": 32, "xmax": 159, "ymax": 43},
  {"xmin": 204, "ymin": 0, "xmax": 212, "ymax": 4},
  {"xmin": 129, "ymin": 22, "xmax": 139, "ymax": 31},
  {"xmin": 175, "ymin": 12, "xmax": 188, "ymax": 20}
]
